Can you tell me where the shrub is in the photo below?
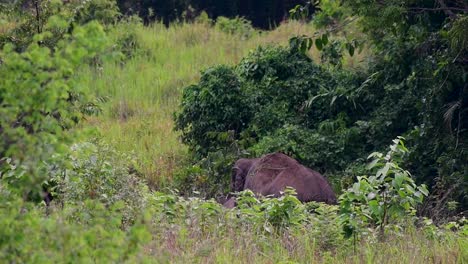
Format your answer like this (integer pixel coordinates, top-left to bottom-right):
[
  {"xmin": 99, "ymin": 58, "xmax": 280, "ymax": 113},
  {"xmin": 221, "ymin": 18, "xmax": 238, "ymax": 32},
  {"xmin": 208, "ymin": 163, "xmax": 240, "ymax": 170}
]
[
  {"xmin": 0, "ymin": 0, "xmax": 120, "ymax": 51},
  {"xmin": 0, "ymin": 198, "xmax": 151, "ymax": 263},
  {"xmin": 174, "ymin": 45, "xmax": 363, "ymax": 196},
  {"xmin": 215, "ymin": 16, "xmax": 254, "ymax": 39},
  {"xmin": 108, "ymin": 15, "xmax": 144, "ymax": 59},
  {"xmin": 174, "ymin": 65, "xmax": 250, "ymax": 155},
  {"xmin": 339, "ymin": 137, "xmax": 429, "ymax": 240},
  {"xmin": 55, "ymin": 140, "xmax": 149, "ymax": 228},
  {"xmin": 73, "ymin": 0, "xmax": 121, "ymax": 25},
  {"xmin": 0, "ymin": 17, "xmax": 109, "ymax": 199}
]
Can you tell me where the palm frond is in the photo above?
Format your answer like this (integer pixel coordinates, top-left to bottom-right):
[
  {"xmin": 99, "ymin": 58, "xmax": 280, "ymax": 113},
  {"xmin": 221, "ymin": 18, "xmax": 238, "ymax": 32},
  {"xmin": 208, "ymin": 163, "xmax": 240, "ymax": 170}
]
[{"xmin": 443, "ymin": 100, "xmax": 461, "ymax": 133}]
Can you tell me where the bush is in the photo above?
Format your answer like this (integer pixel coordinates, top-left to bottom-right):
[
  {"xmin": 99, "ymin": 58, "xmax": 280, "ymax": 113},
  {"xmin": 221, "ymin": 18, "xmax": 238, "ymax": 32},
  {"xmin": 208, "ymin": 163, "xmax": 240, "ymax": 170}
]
[
  {"xmin": 73, "ymin": 0, "xmax": 121, "ymax": 25},
  {"xmin": 0, "ymin": 17, "xmax": 109, "ymax": 199},
  {"xmin": 0, "ymin": 198, "xmax": 151, "ymax": 263},
  {"xmin": 215, "ymin": 16, "xmax": 254, "ymax": 39},
  {"xmin": 55, "ymin": 140, "xmax": 149, "ymax": 228},
  {"xmin": 0, "ymin": 0, "xmax": 120, "ymax": 52},
  {"xmin": 174, "ymin": 45, "xmax": 364, "ymax": 196},
  {"xmin": 175, "ymin": 65, "xmax": 250, "ymax": 155},
  {"xmin": 175, "ymin": 22, "xmax": 467, "ymax": 214},
  {"xmin": 339, "ymin": 137, "xmax": 429, "ymax": 240},
  {"xmin": 108, "ymin": 15, "xmax": 144, "ymax": 59}
]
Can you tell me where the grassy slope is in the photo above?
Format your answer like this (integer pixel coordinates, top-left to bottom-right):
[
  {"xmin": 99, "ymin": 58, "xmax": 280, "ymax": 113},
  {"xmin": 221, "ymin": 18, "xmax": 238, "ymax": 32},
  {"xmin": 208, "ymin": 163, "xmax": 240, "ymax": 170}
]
[{"xmin": 79, "ymin": 21, "xmax": 334, "ymax": 187}]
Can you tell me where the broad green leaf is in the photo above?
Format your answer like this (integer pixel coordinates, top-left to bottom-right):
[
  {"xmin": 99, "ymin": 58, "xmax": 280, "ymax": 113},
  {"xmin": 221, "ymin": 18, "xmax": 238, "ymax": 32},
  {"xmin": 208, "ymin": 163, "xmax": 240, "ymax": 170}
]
[
  {"xmin": 321, "ymin": 34, "xmax": 328, "ymax": 46},
  {"xmin": 315, "ymin": 38, "xmax": 323, "ymax": 51}
]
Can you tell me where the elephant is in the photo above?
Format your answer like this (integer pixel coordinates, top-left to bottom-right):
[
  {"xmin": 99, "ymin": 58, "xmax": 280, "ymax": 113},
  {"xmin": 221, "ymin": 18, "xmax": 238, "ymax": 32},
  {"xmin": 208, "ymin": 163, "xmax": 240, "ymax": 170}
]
[{"xmin": 223, "ymin": 152, "xmax": 336, "ymax": 208}]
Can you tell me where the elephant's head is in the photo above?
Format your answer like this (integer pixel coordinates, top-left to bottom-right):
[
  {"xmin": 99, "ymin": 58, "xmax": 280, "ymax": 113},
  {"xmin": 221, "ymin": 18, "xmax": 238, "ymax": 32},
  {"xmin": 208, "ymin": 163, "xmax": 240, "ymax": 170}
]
[{"xmin": 230, "ymin": 158, "xmax": 258, "ymax": 192}]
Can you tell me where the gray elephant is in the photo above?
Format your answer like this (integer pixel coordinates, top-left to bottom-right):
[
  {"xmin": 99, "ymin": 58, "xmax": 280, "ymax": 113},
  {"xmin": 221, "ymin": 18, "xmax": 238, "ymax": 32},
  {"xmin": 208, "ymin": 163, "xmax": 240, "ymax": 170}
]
[{"xmin": 224, "ymin": 152, "xmax": 336, "ymax": 208}]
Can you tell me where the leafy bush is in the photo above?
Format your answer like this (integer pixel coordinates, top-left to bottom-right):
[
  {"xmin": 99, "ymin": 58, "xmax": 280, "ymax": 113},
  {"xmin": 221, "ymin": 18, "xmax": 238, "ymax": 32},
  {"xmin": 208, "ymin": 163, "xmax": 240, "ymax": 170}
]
[
  {"xmin": 340, "ymin": 137, "xmax": 429, "ymax": 239},
  {"xmin": 175, "ymin": 65, "xmax": 250, "ymax": 155},
  {"xmin": 174, "ymin": 45, "xmax": 364, "ymax": 195},
  {"xmin": 108, "ymin": 15, "xmax": 144, "ymax": 59},
  {"xmin": 176, "ymin": 3, "xmax": 468, "ymax": 214},
  {"xmin": 215, "ymin": 16, "xmax": 254, "ymax": 39},
  {"xmin": 312, "ymin": 0, "xmax": 350, "ymax": 28},
  {"xmin": 0, "ymin": 17, "xmax": 109, "ymax": 199},
  {"xmin": 55, "ymin": 140, "xmax": 148, "ymax": 228},
  {"xmin": 336, "ymin": 0, "xmax": 468, "ymax": 216},
  {"xmin": 0, "ymin": 198, "xmax": 151, "ymax": 263},
  {"xmin": 173, "ymin": 147, "xmax": 240, "ymax": 198},
  {"xmin": 73, "ymin": 0, "xmax": 121, "ymax": 25},
  {"xmin": 0, "ymin": 0, "xmax": 120, "ymax": 51}
]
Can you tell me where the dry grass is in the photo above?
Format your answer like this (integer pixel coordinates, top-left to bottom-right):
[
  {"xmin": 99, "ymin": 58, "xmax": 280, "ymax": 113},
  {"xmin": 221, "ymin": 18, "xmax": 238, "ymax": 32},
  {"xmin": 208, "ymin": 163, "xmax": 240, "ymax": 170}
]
[{"xmin": 140, "ymin": 225, "xmax": 466, "ymax": 263}]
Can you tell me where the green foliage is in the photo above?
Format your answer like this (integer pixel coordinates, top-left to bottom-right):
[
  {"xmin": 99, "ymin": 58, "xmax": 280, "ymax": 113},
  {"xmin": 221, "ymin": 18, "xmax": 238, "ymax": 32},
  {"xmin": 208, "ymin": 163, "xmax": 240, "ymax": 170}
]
[
  {"xmin": 175, "ymin": 45, "xmax": 364, "ymax": 194},
  {"xmin": 289, "ymin": 1, "xmax": 316, "ymax": 21},
  {"xmin": 0, "ymin": 198, "xmax": 151, "ymax": 263},
  {"xmin": 56, "ymin": 140, "xmax": 148, "ymax": 228},
  {"xmin": 173, "ymin": 147, "xmax": 241, "ymax": 198},
  {"xmin": 107, "ymin": 15, "xmax": 144, "ymax": 59},
  {"xmin": 174, "ymin": 65, "xmax": 249, "ymax": 155},
  {"xmin": 0, "ymin": 169, "xmax": 464, "ymax": 262},
  {"xmin": 176, "ymin": 0, "xmax": 467, "ymax": 215},
  {"xmin": 233, "ymin": 188, "xmax": 307, "ymax": 232},
  {"xmin": 116, "ymin": 0, "xmax": 313, "ymax": 29},
  {"xmin": 215, "ymin": 16, "xmax": 255, "ymax": 39},
  {"xmin": 1, "ymin": 1, "xmax": 467, "ymax": 261},
  {"xmin": 194, "ymin": 11, "xmax": 212, "ymax": 25},
  {"xmin": 336, "ymin": 0, "xmax": 468, "ymax": 215},
  {"xmin": 289, "ymin": 35, "xmax": 313, "ymax": 55},
  {"xmin": 0, "ymin": 0, "xmax": 120, "ymax": 51},
  {"xmin": 312, "ymin": 0, "xmax": 349, "ymax": 28},
  {"xmin": 0, "ymin": 18, "xmax": 109, "ymax": 198},
  {"xmin": 73, "ymin": 0, "xmax": 121, "ymax": 25},
  {"xmin": 340, "ymin": 137, "xmax": 429, "ymax": 239}
]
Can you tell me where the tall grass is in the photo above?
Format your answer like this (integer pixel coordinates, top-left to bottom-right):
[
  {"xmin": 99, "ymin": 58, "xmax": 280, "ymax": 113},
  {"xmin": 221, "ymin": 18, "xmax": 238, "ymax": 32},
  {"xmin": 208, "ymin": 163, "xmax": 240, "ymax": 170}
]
[{"xmin": 144, "ymin": 228, "xmax": 466, "ymax": 263}]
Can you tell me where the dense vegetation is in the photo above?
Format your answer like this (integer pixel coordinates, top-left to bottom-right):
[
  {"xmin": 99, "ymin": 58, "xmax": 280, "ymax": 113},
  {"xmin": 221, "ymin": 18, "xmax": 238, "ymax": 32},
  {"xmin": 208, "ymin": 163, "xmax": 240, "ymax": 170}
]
[
  {"xmin": 175, "ymin": 0, "xmax": 468, "ymax": 218},
  {"xmin": 0, "ymin": 0, "xmax": 467, "ymax": 262}
]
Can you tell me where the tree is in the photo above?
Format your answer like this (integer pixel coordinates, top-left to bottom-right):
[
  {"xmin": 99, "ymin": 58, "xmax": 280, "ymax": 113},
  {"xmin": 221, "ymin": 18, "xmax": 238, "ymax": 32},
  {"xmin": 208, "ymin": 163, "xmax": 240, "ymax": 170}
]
[{"xmin": 0, "ymin": 11, "xmax": 109, "ymax": 200}]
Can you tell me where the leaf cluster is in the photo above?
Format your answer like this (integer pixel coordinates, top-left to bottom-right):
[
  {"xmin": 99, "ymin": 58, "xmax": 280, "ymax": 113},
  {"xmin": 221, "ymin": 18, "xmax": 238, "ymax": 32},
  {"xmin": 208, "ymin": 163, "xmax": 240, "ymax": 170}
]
[
  {"xmin": 0, "ymin": 16, "xmax": 109, "ymax": 199},
  {"xmin": 340, "ymin": 137, "xmax": 429, "ymax": 239}
]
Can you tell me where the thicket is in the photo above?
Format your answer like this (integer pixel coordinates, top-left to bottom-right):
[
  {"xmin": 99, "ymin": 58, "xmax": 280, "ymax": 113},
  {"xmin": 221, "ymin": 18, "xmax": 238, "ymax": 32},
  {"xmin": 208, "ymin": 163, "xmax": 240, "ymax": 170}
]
[
  {"xmin": 0, "ymin": 0, "xmax": 120, "ymax": 52},
  {"xmin": 175, "ymin": 0, "xmax": 468, "ymax": 218},
  {"xmin": 0, "ymin": 2, "xmax": 151, "ymax": 260},
  {"xmin": 0, "ymin": 14, "xmax": 112, "ymax": 202}
]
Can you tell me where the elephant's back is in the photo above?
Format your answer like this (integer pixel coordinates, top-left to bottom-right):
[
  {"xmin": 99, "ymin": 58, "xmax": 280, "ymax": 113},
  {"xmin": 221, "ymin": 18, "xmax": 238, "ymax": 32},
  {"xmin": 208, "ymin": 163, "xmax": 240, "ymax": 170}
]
[
  {"xmin": 300, "ymin": 168, "xmax": 337, "ymax": 204},
  {"xmin": 244, "ymin": 152, "xmax": 336, "ymax": 204},
  {"xmin": 244, "ymin": 153, "xmax": 293, "ymax": 192}
]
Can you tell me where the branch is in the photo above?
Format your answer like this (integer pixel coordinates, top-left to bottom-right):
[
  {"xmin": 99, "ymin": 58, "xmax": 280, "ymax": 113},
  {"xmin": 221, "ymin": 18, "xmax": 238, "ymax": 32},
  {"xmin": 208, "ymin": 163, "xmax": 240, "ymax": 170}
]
[
  {"xmin": 437, "ymin": 0, "xmax": 456, "ymax": 17},
  {"xmin": 34, "ymin": 0, "xmax": 41, "ymax": 34},
  {"xmin": 407, "ymin": 7, "xmax": 467, "ymax": 17}
]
